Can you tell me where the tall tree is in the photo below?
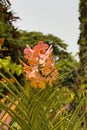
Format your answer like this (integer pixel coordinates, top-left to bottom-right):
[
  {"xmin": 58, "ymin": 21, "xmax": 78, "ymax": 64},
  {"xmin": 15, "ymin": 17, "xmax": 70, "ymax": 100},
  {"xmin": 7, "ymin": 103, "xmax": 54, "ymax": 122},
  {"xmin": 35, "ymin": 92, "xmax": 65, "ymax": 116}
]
[
  {"xmin": 78, "ymin": 1, "xmax": 87, "ymax": 127},
  {"xmin": 78, "ymin": 0, "xmax": 87, "ymax": 83},
  {"xmin": 0, "ymin": 0, "xmax": 20, "ymax": 61}
]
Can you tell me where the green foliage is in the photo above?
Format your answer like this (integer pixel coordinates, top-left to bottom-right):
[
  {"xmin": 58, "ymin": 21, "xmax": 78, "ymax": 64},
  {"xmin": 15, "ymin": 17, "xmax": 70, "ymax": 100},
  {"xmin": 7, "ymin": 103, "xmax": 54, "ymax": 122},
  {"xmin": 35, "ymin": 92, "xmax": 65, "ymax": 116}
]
[
  {"xmin": 56, "ymin": 55, "xmax": 79, "ymax": 91},
  {"xmin": 0, "ymin": 56, "xmax": 22, "ymax": 93},
  {"xmin": 78, "ymin": 0, "xmax": 87, "ymax": 83},
  {"xmin": 0, "ymin": 70, "xmax": 86, "ymax": 130},
  {"xmin": 0, "ymin": 56, "xmax": 22, "ymax": 76},
  {"xmin": 0, "ymin": 0, "xmax": 20, "ymax": 63}
]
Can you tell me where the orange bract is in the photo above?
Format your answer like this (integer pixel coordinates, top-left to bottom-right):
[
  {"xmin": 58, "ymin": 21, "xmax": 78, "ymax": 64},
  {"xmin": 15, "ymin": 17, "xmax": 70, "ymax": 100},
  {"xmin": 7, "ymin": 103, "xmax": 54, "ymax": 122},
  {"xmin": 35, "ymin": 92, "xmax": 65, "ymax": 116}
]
[{"xmin": 23, "ymin": 41, "xmax": 58, "ymax": 88}]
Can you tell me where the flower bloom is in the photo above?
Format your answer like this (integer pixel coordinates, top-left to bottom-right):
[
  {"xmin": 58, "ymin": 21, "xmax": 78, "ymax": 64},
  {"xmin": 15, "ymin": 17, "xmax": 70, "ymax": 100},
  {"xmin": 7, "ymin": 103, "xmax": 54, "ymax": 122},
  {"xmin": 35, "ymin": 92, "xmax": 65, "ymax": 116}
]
[{"xmin": 23, "ymin": 41, "xmax": 58, "ymax": 88}]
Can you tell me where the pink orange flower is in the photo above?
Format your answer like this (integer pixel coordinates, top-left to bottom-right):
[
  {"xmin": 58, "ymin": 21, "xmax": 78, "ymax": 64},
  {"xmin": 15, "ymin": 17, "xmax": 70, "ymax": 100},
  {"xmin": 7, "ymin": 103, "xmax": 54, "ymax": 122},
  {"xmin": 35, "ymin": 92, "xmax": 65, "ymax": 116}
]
[{"xmin": 23, "ymin": 41, "xmax": 58, "ymax": 88}]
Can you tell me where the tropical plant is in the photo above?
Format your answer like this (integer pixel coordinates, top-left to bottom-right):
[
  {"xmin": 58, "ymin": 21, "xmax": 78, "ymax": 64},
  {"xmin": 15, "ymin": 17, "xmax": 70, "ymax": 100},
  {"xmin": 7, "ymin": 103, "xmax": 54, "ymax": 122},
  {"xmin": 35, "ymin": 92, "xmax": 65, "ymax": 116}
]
[
  {"xmin": 0, "ymin": 41, "xmax": 86, "ymax": 130},
  {"xmin": 0, "ymin": 72, "xmax": 86, "ymax": 130}
]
